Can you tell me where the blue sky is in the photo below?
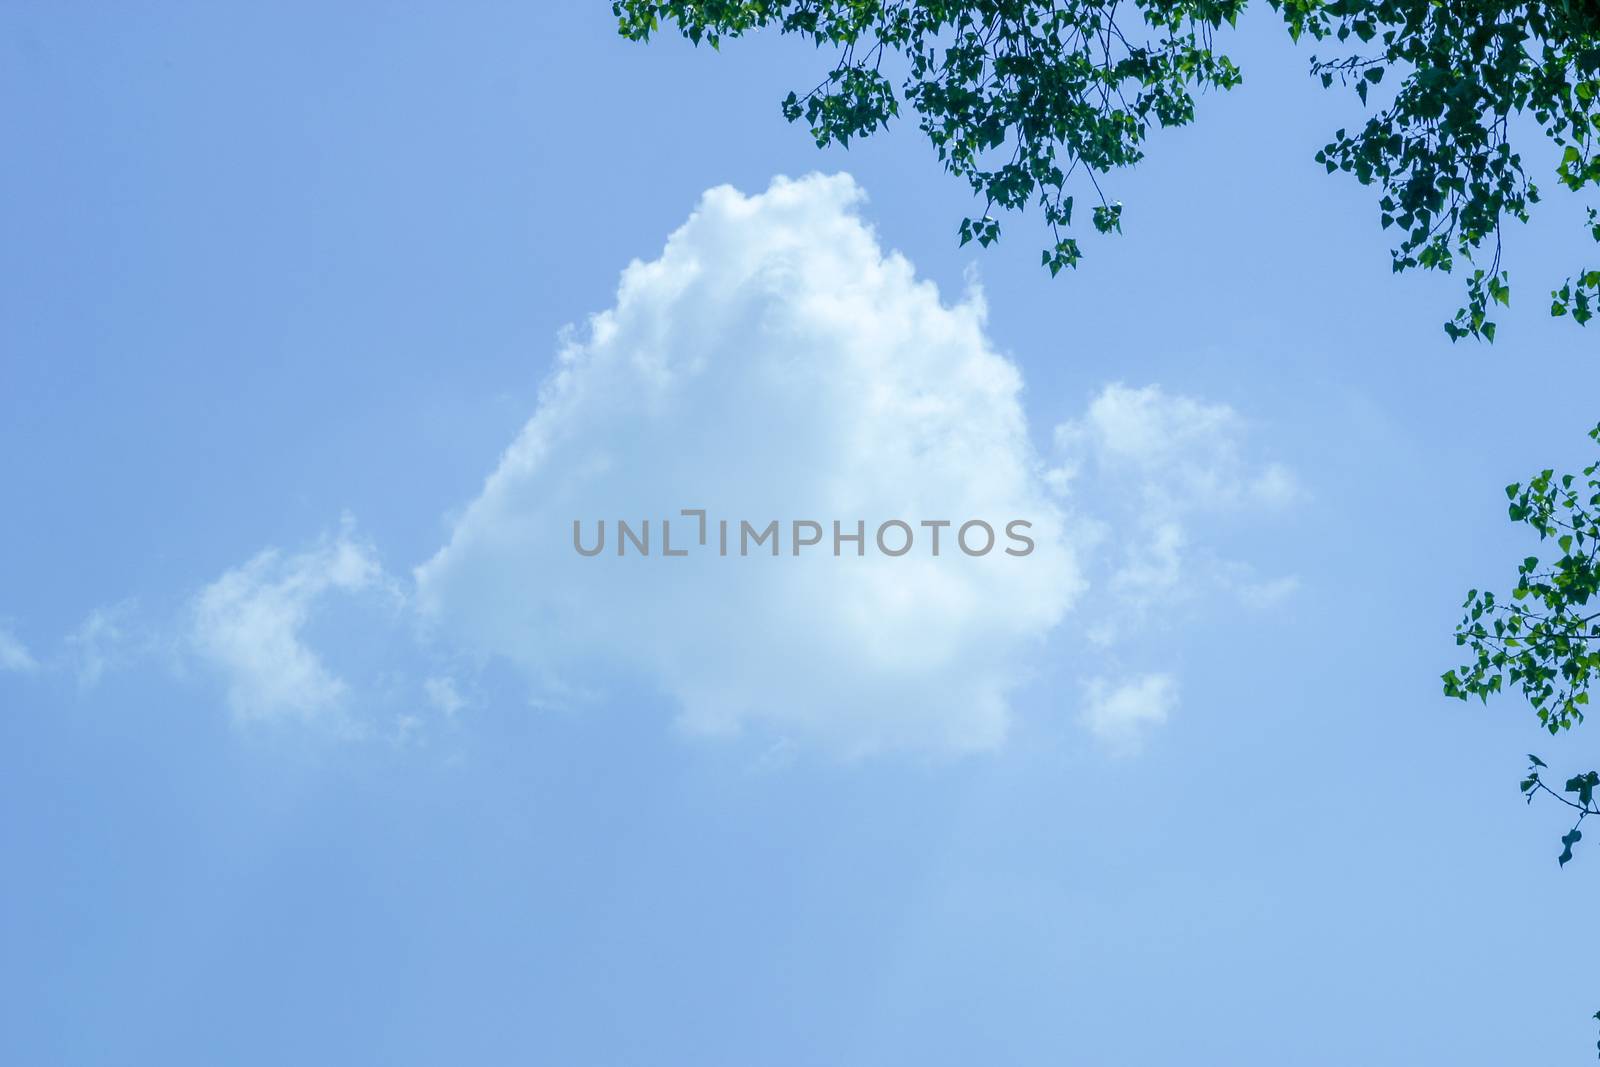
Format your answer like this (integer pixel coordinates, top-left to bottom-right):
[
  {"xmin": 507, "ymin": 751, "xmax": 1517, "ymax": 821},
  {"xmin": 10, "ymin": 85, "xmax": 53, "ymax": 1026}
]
[{"xmin": 3, "ymin": 3, "xmax": 1598, "ymax": 1063}]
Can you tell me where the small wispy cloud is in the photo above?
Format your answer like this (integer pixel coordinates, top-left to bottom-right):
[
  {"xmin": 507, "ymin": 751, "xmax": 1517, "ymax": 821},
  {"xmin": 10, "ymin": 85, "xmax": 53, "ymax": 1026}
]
[
  {"xmin": 66, "ymin": 601, "xmax": 140, "ymax": 689},
  {"xmin": 0, "ymin": 622, "xmax": 38, "ymax": 674},
  {"xmin": 1053, "ymin": 381, "xmax": 1301, "ymax": 624},
  {"xmin": 423, "ymin": 675, "xmax": 466, "ymax": 718},
  {"xmin": 190, "ymin": 521, "xmax": 391, "ymax": 725},
  {"xmin": 1080, "ymin": 674, "xmax": 1178, "ymax": 756}
]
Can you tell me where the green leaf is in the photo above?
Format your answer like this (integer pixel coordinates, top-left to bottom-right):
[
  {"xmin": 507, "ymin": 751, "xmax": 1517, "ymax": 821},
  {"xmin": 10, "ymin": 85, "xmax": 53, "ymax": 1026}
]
[{"xmin": 1560, "ymin": 827, "xmax": 1583, "ymax": 867}]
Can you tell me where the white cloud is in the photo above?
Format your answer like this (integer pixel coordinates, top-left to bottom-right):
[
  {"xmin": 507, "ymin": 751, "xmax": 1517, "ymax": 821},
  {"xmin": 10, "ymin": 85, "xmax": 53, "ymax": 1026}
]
[
  {"xmin": 1054, "ymin": 382, "xmax": 1298, "ymax": 614},
  {"xmin": 0, "ymin": 623, "xmax": 37, "ymax": 673},
  {"xmin": 1080, "ymin": 674, "xmax": 1177, "ymax": 756},
  {"xmin": 1055, "ymin": 383, "xmax": 1297, "ymax": 516},
  {"xmin": 423, "ymin": 675, "xmax": 466, "ymax": 717},
  {"xmin": 66, "ymin": 602, "xmax": 138, "ymax": 689},
  {"xmin": 1108, "ymin": 520, "xmax": 1185, "ymax": 604},
  {"xmin": 166, "ymin": 177, "xmax": 1296, "ymax": 759},
  {"xmin": 191, "ymin": 525, "xmax": 386, "ymax": 724},
  {"xmin": 415, "ymin": 173, "xmax": 1084, "ymax": 755},
  {"xmin": 1236, "ymin": 573, "xmax": 1301, "ymax": 610}
]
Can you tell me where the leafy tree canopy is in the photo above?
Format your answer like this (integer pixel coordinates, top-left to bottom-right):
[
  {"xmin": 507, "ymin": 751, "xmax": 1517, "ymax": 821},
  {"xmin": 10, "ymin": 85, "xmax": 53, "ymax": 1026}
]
[
  {"xmin": 1446, "ymin": 424, "xmax": 1600, "ymax": 864},
  {"xmin": 615, "ymin": 0, "xmax": 1600, "ymax": 341}
]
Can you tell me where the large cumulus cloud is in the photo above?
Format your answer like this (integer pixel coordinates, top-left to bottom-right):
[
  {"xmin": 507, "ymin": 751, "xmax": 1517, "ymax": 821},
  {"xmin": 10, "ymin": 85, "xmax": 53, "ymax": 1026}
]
[{"xmin": 413, "ymin": 174, "xmax": 1084, "ymax": 754}]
